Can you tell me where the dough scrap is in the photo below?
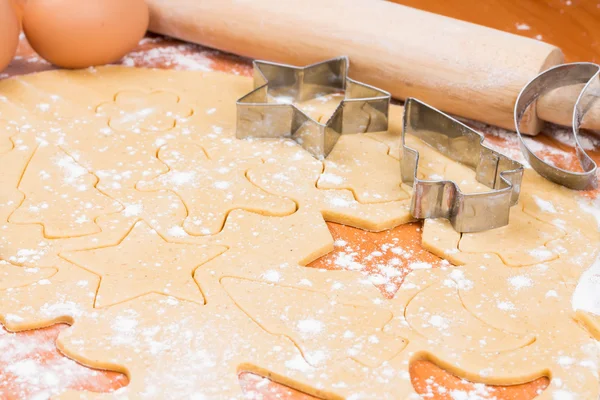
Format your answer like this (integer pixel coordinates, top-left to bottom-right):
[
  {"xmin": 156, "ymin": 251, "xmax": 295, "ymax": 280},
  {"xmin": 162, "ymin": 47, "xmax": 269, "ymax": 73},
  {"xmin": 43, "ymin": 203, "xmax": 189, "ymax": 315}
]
[{"xmin": 0, "ymin": 67, "xmax": 597, "ymax": 399}]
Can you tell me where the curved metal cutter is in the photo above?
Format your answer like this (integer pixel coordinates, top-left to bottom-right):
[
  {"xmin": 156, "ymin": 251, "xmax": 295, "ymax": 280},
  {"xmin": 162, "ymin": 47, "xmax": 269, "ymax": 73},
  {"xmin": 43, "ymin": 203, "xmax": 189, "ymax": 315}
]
[
  {"xmin": 236, "ymin": 56, "xmax": 390, "ymax": 159},
  {"xmin": 514, "ymin": 62, "xmax": 599, "ymax": 191},
  {"xmin": 401, "ymin": 98, "xmax": 524, "ymax": 233}
]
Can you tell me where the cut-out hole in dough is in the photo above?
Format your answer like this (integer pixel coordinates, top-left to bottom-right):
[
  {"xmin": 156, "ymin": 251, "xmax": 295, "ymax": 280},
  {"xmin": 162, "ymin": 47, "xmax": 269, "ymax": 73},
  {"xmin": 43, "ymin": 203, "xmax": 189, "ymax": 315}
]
[
  {"xmin": 0, "ymin": 323, "xmax": 128, "ymax": 398},
  {"xmin": 308, "ymin": 222, "xmax": 449, "ymax": 298},
  {"xmin": 410, "ymin": 359, "xmax": 549, "ymax": 399}
]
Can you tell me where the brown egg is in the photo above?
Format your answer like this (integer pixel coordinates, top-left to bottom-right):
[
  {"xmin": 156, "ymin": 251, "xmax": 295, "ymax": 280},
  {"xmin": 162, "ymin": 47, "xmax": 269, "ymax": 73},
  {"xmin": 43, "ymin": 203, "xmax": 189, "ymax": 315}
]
[
  {"xmin": 0, "ymin": 0, "xmax": 20, "ymax": 72},
  {"xmin": 23, "ymin": 0, "xmax": 149, "ymax": 69}
]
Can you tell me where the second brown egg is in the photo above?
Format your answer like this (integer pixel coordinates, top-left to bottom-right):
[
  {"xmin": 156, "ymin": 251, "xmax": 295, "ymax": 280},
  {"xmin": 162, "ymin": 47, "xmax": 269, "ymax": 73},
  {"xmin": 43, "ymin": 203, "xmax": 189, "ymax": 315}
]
[{"xmin": 22, "ymin": 0, "xmax": 149, "ymax": 69}]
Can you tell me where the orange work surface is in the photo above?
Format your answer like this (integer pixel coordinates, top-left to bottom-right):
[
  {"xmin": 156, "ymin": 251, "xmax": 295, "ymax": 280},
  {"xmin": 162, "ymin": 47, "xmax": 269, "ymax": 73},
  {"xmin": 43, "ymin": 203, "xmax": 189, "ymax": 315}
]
[{"xmin": 1, "ymin": 1, "xmax": 599, "ymax": 399}]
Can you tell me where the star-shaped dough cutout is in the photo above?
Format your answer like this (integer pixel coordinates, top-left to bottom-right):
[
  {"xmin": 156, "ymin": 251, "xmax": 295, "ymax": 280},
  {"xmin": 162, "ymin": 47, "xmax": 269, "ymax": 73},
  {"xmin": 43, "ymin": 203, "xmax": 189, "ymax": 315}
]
[{"xmin": 60, "ymin": 221, "xmax": 226, "ymax": 308}]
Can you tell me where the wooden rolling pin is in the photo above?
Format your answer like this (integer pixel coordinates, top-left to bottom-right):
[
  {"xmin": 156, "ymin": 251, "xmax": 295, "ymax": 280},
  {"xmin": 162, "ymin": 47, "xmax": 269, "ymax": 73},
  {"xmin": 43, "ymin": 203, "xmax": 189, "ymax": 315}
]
[{"xmin": 146, "ymin": 0, "xmax": 600, "ymax": 133}]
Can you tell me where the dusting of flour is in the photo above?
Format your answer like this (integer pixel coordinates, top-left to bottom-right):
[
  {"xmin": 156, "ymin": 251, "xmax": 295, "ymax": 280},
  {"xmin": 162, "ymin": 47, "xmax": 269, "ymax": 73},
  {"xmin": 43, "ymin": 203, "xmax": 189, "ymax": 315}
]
[{"xmin": 573, "ymin": 196, "xmax": 600, "ymax": 316}]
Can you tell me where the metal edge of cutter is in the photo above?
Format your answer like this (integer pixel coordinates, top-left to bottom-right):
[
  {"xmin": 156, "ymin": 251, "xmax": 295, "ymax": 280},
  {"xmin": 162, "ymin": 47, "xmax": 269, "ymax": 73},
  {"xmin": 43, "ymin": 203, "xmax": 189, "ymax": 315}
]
[
  {"xmin": 514, "ymin": 62, "xmax": 599, "ymax": 191},
  {"xmin": 235, "ymin": 56, "xmax": 390, "ymax": 159},
  {"xmin": 401, "ymin": 98, "xmax": 524, "ymax": 233}
]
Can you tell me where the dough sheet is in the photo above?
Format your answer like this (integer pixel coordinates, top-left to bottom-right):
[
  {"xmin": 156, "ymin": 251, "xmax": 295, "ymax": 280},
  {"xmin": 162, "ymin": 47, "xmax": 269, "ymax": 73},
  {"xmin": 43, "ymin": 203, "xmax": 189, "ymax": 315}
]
[{"xmin": 0, "ymin": 67, "xmax": 598, "ymax": 399}]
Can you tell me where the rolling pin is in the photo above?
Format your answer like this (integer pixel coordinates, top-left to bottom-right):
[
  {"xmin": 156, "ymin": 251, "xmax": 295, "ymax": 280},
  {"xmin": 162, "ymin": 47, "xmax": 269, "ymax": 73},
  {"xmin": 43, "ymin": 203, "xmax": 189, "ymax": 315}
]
[{"xmin": 146, "ymin": 0, "xmax": 599, "ymax": 133}]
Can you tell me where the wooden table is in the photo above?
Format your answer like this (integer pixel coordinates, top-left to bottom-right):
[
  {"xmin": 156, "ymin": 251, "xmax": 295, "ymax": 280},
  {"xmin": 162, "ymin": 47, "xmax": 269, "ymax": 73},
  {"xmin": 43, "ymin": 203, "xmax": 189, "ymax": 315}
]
[
  {"xmin": 392, "ymin": 0, "xmax": 600, "ymax": 63},
  {"xmin": 1, "ymin": 1, "xmax": 598, "ymax": 399}
]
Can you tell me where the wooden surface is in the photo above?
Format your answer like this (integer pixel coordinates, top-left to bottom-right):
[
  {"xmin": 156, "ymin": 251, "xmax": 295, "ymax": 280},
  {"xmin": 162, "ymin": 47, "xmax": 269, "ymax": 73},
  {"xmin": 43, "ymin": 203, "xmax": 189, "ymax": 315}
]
[
  {"xmin": 0, "ymin": 1, "xmax": 599, "ymax": 399},
  {"xmin": 391, "ymin": 0, "xmax": 600, "ymax": 63}
]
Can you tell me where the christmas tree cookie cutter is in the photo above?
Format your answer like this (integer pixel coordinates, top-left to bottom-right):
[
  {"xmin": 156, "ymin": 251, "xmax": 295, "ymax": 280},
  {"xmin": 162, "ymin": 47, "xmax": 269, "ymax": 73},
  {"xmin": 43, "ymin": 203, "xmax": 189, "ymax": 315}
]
[
  {"xmin": 401, "ymin": 98, "xmax": 524, "ymax": 233},
  {"xmin": 236, "ymin": 56, "xmax": 390, "ymax": 159}
]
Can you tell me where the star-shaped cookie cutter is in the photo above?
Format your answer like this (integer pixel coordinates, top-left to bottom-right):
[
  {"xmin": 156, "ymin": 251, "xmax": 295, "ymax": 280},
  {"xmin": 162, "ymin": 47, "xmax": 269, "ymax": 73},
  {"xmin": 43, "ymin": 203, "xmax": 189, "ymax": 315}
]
[
  {"xmin": 236, "ymin": 56, "xmax": 390, "ymax": 158},
  {"xmin": 401, "ymin": 98, "xmax": 524, "ymax": 233}
]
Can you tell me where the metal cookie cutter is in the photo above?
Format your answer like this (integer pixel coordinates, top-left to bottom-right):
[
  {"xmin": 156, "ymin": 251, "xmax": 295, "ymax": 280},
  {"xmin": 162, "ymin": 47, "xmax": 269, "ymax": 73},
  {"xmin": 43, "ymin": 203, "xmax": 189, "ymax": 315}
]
[
  {"xmin": 401, "ymin": 98, "xmax": 524, "ymax": 233},
  {"xmin": 236, "ymin": 56, "xmax": 390, "ymax": 158},
  {"xmin": 514, "ymin": 62, "xmax": 599, "ymax": 190}
]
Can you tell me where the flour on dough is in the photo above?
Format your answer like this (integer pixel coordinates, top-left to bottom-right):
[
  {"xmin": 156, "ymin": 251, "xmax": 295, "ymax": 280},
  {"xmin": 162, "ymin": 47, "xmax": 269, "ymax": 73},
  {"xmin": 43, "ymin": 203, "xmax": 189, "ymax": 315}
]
[{"xmin": 0, "ymin": 67, "xmax": 598, "ymax": 399}]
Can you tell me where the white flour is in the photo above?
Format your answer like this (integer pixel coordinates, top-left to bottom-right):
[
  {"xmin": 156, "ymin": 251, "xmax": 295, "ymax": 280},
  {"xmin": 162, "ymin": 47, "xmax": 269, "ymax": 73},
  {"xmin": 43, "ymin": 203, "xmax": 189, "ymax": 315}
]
[
  {"xmin": 573, "ymin": 196, "xmax": 600, "ymax": 316},
  {"xmin": 0, "ymin": 324, "xmax": 126, "ymax": 399}
]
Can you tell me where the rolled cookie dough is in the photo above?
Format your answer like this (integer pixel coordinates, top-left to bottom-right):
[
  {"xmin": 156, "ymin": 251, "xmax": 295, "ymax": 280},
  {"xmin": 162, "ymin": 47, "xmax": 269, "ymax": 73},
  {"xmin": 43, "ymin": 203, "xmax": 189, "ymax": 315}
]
[{"xmin": 0, "ymin": 67, "xmax": 597, "ymax": 399}]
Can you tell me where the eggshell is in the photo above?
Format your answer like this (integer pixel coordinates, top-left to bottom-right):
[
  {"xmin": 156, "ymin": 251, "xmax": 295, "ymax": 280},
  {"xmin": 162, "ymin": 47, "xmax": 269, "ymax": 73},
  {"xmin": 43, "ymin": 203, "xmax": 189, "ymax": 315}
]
[
  {"xmin": 23, "ymin": 0, "xmax": 149, "ymax": 69},
  {"xmin": 0, "ymin": 0, "xmax": 20, "ymax": 72}
]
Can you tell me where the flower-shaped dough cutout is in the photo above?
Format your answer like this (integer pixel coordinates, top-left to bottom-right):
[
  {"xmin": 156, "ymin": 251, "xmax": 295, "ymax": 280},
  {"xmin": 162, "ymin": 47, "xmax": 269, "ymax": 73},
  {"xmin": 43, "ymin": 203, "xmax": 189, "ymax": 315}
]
[{"xmin": 96, "ymin": 90, "xmax": 193, "ymax": 132}]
